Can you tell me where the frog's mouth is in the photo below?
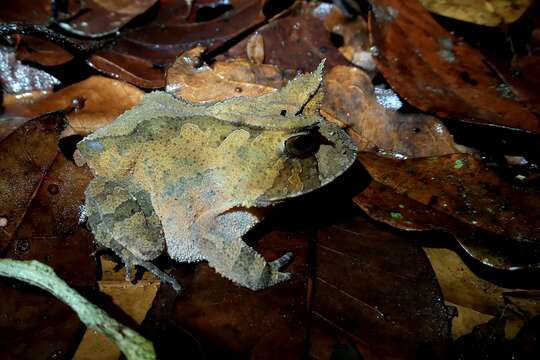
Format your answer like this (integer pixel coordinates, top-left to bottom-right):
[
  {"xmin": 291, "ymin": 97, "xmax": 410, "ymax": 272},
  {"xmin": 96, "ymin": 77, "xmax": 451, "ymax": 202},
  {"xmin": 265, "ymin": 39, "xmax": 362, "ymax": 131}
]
[{"xmin": 256, "ymin": 121, "xmax": 358, "ymax": 205}]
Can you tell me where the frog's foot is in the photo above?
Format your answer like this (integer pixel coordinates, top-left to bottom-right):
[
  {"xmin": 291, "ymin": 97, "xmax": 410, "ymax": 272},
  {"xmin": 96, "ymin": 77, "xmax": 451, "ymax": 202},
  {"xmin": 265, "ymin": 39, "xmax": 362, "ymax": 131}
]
[
  {"xmin": 110, "ymin": 243, "xmax": 183, "ymax": 292},
  {"xmin": 266, "ymin": 252, "xmax": 294, "ymax": 287}
]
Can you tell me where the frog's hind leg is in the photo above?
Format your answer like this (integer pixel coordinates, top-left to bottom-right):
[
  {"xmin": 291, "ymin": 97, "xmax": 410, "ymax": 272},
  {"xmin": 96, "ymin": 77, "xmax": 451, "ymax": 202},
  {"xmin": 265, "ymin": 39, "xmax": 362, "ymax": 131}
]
[
  {"xmin": 201, "ymin": 233, "xmax": 294, "ymax": 290},
  {"xmin": 197, "ymin": 209, "xmax": 294, "ymax": 290},
  {"xmin": 85, "ymin": 178, "xmax": 182, "ymax": 292}
]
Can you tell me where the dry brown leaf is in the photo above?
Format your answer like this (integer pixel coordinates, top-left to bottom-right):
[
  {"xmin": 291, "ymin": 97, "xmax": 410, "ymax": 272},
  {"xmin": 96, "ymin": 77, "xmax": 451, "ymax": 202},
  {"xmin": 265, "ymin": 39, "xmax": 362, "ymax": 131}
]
[
  {"xmin": 4, "ymin": 76, "xmax": 144, "ymax": 135},
  {"xmin": 322, "ymin": 65, "xmax": 465, "ymax": 158},
  {"xmin": 165, "ymin": 47, "xmax": 284, "ymax": 102},
  {"xmin": 419, "ymin": 0, "xmax": 533, "ymax": 26}
]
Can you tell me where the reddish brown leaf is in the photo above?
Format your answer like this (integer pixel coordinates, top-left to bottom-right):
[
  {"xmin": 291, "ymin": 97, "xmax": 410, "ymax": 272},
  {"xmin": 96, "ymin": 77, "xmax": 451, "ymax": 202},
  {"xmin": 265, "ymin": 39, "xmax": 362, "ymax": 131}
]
[
  {"xmin": 14, "ymin": 35, "xmax": 74, "ymax": 67},
  {"xmin": 119, "ymin": 0, "xmax": 267, "ymax": 64},
  {"xmin": 353, "ymin": 152, "xmax": 540, "ymax": 270},
  {"xmin": 87, "ymin": 50, "xmax": 166, "ymax": 89},
  {"xmin": 0, "ymin": 113, "xmax": 63, "ymax": 254},
  {"xmin": 368, "ymin": 0, "xmax": 540, "ymax": 133},
  {"xmin": 226, "ymin": 3, "xmax": 348, "ymax": 72},
  {"xmin": 322, "ymin": 65, "xmax": 465, "ymax": 158},
  {"xmin": 55, "ymin": 0, "xmax": 158, "ymax": 38},
  {"xmin": 490, "ymin": 55, "xmax": 540, "ymax": 113},
  {"xmin": 0, "ymin": 1, "xmax": 51, "ymax": 24}
]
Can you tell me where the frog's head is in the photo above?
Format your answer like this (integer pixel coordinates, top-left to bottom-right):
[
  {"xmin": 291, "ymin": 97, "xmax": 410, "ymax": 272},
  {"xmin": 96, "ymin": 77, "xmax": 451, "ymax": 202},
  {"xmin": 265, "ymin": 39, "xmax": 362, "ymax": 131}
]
[
  {"xmin": 241, "ymin": 113, "xmax": 357, "ymax": 205},
  {"xmin": 204, "ymin": 60, "xmax": 357, "ymax": 205}
]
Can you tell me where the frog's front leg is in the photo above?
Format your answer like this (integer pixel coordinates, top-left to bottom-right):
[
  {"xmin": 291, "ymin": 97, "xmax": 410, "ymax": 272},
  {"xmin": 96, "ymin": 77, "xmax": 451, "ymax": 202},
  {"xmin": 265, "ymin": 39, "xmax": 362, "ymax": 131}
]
[
  {"xmin": 85, "ymin": 177, "xmax": 183, "ymax": 291},
  {"xmin": 197, "ymin": 209, "xmax": 293, "ymax": 290}
]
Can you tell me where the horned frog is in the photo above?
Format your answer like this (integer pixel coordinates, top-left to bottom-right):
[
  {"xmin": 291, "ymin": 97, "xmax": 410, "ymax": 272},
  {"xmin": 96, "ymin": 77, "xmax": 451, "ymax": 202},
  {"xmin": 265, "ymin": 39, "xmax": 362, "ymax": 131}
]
[{"xmin": 78, "ymin": 62, "xmax": 357, "ymax": 291}]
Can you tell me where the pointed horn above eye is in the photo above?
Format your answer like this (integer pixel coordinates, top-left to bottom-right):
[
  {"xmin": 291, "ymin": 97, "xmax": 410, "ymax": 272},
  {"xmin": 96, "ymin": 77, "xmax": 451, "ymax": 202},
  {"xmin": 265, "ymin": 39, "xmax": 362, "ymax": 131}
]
[{"xmin": 203, "ymin": 60, "xmax": 326, "ymax": 129}]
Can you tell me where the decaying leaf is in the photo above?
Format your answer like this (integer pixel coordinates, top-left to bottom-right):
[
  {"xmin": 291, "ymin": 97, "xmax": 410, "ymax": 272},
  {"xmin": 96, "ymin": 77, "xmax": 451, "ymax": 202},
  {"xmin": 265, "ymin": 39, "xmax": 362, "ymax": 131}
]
[
  {"xmin": 369, "ymin": 0, "xmax": 540, "ymax": 133},
  {"xmin": 4, "ymin": 76, "xmax": 144, "ymax": 135},
  {"xmin": 322, "ymin": 65, "xmax": 465, "ymax": 158},
  {"xmin": 165, "ymin": 46, "xmax": 283, "ymax": 102},
  {"xmin": 0, "ymin": 1, "xmax": 51, "ymax": 24},
  {"xmin": 419, "ymin": 0, "xmax": 533, "ymax": 26},
  {"xmin": 0, "ymin": 113, "xmax": 64, "ymax": 254},
  {"xmin": 354, "ymin": 152, "xmax": 540, "ymax": 270},
  {"xmin": 0, "ymin": 259, "xmax": 156, "ymax": 360}
]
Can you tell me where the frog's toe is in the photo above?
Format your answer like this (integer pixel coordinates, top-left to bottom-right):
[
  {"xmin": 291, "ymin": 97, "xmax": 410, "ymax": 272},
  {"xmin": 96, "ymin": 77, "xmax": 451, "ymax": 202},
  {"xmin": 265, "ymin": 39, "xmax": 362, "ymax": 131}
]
[
  {"xmin": 269, "ymin": 252, "xmax": 294, "ymax": 270},
  {"xmin": 269, "ymin": 271, "xmax": 293, "ymax": 287}
]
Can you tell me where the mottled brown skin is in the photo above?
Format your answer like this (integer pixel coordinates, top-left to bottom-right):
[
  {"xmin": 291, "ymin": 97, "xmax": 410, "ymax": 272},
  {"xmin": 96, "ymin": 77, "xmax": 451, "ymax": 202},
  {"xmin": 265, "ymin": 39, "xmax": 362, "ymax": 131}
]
[{"xmin": 78, "ymin": 63, "xmax": 357, "ymax": 291}]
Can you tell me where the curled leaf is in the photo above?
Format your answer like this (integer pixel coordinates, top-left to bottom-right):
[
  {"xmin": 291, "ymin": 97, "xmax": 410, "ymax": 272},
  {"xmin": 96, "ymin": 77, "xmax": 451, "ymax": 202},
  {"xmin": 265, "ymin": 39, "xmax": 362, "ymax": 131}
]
[{"xmin": 322, "ymin": 65, "xmax": 466, "ymax": 158}]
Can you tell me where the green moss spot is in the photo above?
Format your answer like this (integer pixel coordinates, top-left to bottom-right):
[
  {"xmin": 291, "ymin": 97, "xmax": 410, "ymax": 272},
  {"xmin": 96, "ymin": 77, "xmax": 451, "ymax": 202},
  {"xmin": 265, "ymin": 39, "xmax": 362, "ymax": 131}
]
[
  {"xmin": 390, "ymin": 212, "xmax": 403, "ymax": 220},
  {"xmin": 399, "ymin": 204, "xmax": 405, "ymax": 209}
]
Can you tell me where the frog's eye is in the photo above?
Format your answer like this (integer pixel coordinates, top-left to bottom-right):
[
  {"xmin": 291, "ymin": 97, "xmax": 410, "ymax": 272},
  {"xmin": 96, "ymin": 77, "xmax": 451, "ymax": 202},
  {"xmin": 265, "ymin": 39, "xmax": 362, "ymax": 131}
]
[{"xmin": 284, "ymin": 131, "xmax": 320, "ymax": 157}]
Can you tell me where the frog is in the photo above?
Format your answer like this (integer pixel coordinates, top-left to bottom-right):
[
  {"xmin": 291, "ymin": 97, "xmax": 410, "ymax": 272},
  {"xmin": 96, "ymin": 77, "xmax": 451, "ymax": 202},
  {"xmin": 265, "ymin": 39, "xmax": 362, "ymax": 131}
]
[{"xmin": 77, "ymin": 62, "xmax": 357, "ymax": 291}]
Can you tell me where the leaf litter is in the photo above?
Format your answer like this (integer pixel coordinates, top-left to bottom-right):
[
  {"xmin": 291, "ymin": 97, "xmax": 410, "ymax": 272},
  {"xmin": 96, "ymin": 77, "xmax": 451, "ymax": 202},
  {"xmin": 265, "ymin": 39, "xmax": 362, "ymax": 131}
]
[{"xmin": 0, "ymin": 0, "xmax": 540, "ymax": 358}]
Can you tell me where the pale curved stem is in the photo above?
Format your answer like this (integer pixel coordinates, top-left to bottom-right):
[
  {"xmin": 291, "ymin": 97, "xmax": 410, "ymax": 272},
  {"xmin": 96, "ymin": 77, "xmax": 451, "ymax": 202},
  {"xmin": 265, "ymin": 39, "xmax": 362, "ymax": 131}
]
[{"xmin": 0, "ymin": 259, "xmax": 156, "ymax": 360}]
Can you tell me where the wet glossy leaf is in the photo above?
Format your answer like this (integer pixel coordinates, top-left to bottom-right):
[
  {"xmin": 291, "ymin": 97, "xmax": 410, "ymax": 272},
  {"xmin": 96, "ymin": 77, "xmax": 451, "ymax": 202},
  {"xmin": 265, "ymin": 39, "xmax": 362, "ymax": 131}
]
[
  {"xmin": 14, "ymin": 35, "xmax": 74, "ymax": 67},
  {"xmin": 55, "ymin": 0, "xmax": 158, "ymax": 38},
  {"xmin": 368, "ymin": 0, "xmax": 540, "ymax": 133},
  {"xmin": 353, "ymin": 152, "xmax": 540, "ymax": 270}
]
